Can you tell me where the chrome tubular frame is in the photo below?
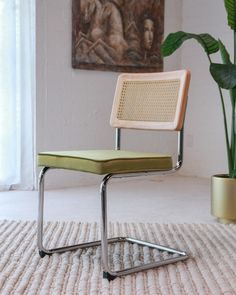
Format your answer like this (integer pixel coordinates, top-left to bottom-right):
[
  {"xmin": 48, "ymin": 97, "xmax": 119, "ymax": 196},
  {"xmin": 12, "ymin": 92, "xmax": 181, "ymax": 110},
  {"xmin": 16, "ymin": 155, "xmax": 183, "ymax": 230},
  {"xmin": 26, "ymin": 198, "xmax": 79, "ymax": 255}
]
[
  {"xmin": 37, "ymin": 128, "xmax": 188, "ymax": 280},
  {"xmin": 99, "ymin": 167, "xmax": 188, "ymax": 280},
  {"xmin": 115, "ymin": 128, "xmax": 121, "ymax": 150},
  {"xmin": 38, "ymin": 169, "xmax": 122, "ymax": 257}
]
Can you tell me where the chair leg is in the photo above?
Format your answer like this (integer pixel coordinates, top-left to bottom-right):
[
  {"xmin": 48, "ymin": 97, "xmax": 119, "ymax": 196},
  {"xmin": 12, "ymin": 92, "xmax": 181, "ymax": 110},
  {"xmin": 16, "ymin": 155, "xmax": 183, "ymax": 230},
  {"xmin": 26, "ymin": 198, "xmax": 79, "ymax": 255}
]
[
  {"xmin": 37, "ymin": 168, "xmax": 125, "ymax": 257},
  {"xmin": 100, "ymin": 174, "xmax": 116, "ymax": 281},
  {"xmin": 38, "ymin": 167, "xmax": 50, "ymax": 257},
  {"xmin": 37, "ymin": 168, "xmax": 189, "ymax": 281},
  {"xmin": 100, "ymin": 173, "xmax": 189, "ymax": 280},
  {"xmin": 37, "ymin": 168, "xmax": 116, "ymax": 256}
]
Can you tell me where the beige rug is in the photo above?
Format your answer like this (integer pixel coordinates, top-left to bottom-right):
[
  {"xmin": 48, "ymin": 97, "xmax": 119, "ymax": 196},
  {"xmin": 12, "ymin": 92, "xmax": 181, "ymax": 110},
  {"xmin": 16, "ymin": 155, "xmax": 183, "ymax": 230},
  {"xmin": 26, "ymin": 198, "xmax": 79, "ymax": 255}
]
[{"xmin": 0, "ymin": 221, "xmax": 236, "ymax": 295}]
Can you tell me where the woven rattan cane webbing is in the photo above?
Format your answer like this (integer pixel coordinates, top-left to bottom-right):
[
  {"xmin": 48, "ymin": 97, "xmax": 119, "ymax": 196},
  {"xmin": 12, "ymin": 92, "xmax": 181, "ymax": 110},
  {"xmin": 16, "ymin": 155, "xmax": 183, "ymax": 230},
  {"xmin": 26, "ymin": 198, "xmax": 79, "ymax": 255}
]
[{"xmin": 117, "ymin": 79, "xmax": 180, "ymax": 122}]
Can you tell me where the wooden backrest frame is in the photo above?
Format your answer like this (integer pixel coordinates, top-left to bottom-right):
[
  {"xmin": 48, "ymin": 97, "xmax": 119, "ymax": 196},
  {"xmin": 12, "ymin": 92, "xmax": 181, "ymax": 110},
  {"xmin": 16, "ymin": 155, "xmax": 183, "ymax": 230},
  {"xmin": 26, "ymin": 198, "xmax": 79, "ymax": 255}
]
[{"xmin": 110, "ymin": 70, "xmax": 191, "ymax": 131}]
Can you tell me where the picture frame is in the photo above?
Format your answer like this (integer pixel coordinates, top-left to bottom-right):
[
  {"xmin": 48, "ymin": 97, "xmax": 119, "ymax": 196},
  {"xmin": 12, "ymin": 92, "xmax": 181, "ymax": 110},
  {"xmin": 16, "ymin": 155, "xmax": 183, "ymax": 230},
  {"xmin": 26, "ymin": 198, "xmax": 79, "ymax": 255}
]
[{"xmin": 72, "ymin": 0, "xmax": 164, "ymax": 73}]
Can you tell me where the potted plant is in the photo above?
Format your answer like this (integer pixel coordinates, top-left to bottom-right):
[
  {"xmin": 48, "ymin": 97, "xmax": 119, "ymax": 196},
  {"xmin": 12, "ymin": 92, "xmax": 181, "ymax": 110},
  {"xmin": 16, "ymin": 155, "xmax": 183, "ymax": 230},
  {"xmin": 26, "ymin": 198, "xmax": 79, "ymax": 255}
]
[{"xmin": 161, "ymin": 0, "xmax": 236, "ymax": 224}]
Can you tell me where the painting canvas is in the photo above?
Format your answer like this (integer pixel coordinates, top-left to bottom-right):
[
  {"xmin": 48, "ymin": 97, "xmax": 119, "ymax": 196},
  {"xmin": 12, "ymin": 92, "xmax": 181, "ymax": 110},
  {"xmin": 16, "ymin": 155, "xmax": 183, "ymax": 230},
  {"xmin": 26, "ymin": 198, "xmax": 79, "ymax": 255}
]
[{"xmin": 72, "ymin": 0, "xmax": 164, "ymax": 72}]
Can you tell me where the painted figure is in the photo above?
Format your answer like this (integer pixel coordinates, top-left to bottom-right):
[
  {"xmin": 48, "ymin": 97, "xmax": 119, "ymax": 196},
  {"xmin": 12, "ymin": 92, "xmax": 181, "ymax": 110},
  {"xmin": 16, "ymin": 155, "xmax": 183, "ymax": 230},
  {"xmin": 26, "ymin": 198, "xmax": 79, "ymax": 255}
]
[
  {"xmin": 72, "ymin": 0, "xmax": 164, "ymax": 71},
  {"xmin": 79, "ymin": 0, "xmax": 127, "ymax": 62},
  {"xmin": 143, "ymin": 18, "xmax": 154, "ymax": 51}
]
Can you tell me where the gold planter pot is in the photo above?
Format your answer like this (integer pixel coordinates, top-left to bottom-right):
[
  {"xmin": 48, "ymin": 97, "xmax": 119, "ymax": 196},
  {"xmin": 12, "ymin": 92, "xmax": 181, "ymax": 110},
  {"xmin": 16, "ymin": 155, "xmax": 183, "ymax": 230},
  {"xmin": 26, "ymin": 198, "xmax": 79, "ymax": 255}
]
[{"xmin": 211, "ymin": 174, "xmax": 236, "ymax": 224}]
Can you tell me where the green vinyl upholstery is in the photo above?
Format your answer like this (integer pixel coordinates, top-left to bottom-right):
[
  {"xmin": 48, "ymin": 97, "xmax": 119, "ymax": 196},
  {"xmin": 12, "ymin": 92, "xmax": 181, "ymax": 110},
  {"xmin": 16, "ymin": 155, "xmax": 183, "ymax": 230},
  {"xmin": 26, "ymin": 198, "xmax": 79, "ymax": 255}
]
[{"xmin": 38, "ymin": 150, "xmax": 172, "ymax": 175}]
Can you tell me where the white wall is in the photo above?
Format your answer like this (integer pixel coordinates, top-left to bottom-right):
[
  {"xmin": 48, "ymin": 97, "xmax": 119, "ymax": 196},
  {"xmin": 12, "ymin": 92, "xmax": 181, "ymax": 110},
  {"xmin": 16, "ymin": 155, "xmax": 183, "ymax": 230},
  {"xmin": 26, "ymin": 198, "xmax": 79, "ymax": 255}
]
[
  {"xmin": 180, "ymin": 0, "xmax": 231, "ymax": 178},
  {"xmin": 36, "ymin": 0, "xmax": 183, "ymax": 188}
]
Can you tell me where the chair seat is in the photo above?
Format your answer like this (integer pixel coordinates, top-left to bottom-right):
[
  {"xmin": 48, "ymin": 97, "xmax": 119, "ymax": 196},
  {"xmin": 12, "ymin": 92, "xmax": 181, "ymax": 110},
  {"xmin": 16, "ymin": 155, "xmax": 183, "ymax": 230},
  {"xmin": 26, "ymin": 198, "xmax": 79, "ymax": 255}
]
[{"xmin": 38, "ymin": 150, "xmax": 172, "ymax": 175}]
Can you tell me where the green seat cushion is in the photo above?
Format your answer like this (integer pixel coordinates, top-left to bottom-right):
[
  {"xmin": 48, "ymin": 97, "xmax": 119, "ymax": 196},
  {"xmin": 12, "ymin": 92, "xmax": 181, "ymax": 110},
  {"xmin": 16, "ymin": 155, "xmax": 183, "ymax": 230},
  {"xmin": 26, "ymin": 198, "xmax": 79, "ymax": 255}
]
[{"xmin": 38, "ymin": 150, "xmax": 172, "ymax": 175}]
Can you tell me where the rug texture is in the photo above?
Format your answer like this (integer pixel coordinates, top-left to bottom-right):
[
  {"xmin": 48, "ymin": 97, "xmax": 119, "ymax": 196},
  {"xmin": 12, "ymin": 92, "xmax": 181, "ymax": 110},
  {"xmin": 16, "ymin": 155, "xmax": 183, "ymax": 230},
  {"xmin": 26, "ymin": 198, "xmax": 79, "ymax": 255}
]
[{"xmin": 0, "ymin": 221, "xmax": 236, "ymax": 295}]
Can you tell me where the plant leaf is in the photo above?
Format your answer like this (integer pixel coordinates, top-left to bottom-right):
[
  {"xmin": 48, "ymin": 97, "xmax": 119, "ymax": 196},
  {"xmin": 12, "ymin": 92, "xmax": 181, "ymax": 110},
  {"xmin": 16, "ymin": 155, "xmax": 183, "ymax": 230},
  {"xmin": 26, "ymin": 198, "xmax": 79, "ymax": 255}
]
[
  {"xmin": 161, "ymin": 31, "xmax": 219, "ymax": 57},
  {"xmin": 210, "ymin": 63, "xmax": 236, "ymax": 89},
  {"xmin": 218, "ymin": 39, "xmax": 232, "ymax": 64},
  {"xmin": 224, "ymin": 0, "xmax": 236, "ymax": 31}
]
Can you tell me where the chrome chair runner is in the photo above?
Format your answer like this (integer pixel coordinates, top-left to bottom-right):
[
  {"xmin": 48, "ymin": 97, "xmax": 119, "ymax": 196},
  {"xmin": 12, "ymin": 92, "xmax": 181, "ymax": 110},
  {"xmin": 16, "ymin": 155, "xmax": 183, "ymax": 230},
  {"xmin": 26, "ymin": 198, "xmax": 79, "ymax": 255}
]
[{"xmin": 37, "ymin": 70, "xmax": 191, "ymax": 280}]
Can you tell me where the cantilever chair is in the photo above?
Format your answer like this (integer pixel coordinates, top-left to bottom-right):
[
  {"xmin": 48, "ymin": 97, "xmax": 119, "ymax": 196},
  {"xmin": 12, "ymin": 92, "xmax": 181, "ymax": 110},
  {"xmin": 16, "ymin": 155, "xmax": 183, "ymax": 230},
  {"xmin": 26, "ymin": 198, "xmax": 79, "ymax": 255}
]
[{"xmin": 37, "ymin": 69, "xmax": 191, "ymax": 281}]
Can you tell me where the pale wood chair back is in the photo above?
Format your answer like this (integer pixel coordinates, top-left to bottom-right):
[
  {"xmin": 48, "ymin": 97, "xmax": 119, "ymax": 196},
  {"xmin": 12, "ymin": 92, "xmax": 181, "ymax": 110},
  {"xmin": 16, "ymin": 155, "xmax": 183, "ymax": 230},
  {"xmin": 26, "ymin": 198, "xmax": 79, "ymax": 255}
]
[{"xmin": 110, "ymin": 70, "xmax": 191, "ymax": 131}]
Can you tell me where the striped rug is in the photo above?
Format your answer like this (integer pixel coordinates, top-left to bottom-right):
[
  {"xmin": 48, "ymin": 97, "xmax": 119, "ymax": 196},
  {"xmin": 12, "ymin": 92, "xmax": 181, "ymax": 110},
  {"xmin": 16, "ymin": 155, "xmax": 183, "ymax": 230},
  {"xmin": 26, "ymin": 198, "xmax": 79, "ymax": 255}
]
[{"xmin": 0, "ymin": 221, "xmax": 236, "ymax": 294}]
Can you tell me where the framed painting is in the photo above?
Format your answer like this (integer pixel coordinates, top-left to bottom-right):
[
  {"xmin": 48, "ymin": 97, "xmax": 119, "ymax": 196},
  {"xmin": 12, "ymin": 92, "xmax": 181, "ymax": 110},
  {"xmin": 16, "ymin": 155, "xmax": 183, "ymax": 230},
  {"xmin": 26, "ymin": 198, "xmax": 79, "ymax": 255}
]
[{"xmin": 72, "ymin": 0, "xmax": 164, "ymax": 72}]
